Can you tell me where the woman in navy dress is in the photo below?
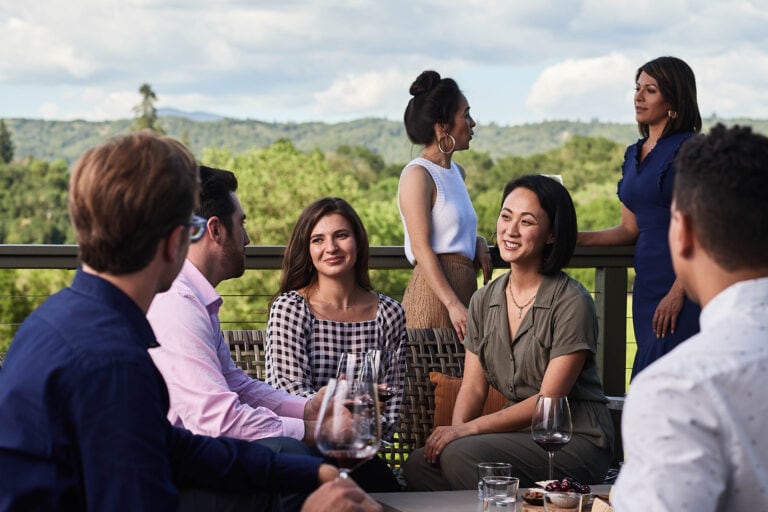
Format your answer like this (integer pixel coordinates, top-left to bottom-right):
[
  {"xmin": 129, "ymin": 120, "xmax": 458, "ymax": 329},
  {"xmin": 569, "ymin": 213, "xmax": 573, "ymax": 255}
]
[{"xmin": 579, "ymin": 56, "xmax": 702, "ymax": 378}]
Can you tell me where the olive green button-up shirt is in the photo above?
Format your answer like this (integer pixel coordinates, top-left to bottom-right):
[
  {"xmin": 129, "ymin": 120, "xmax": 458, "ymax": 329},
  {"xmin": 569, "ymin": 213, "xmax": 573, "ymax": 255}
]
[{"xmin": 464, "ymin": 271, "xmax": 613, "ymax": 447}]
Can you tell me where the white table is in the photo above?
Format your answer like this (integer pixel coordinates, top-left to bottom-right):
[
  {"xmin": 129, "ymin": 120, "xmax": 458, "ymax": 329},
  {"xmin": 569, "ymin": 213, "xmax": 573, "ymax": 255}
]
[
  {"xmin": 370, "ymin": 485, "xmax": 611, "ymax": 512},
  {"xmin": 370, "ymin": 490, "xmax": 485, "ymax": 512}
]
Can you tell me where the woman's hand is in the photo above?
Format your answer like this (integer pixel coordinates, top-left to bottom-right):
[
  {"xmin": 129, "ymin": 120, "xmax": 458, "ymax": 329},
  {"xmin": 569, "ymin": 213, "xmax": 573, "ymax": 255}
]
[
  {"xmin": 474, "ymin": 237, "xmax": 493, "ymax": 285},
  {"xmin": 447, "ymin": 302, "xmax": 469, "ymax": 341},
  {"xmin": 653, "ymin": 282, "xmax": 686, "ymax": 338},
  {"xmin": 424, "ymin": 425, "xmax": 468, "ymax": 464}
]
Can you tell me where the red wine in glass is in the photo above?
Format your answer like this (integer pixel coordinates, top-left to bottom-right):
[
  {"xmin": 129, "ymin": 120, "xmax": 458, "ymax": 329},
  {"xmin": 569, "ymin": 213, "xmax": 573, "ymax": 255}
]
[
  {"xmin": 531, "ymin": 395, "xmax": 573, "ymax": 481},
  {"xmin": 532, "ymin": 432, "xmax": 570, "ymax": 453},
  {"xmin": 369, "ymin": 349, "xmax": 402, "ymax": 403},
  {"xmin": 377, "ymin": 383, "xmax": 398, "ymax": 402},
  {"xmin": 316, "ymin": 377, "xmax": 381, "ymax": 479},
  {"xmin": 319, "ymin": 445, "xmax": 380, "ymax": 475}
]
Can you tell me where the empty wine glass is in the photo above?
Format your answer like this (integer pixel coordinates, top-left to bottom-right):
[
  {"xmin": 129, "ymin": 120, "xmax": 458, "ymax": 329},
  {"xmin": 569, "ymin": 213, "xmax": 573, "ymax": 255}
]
[
  {"xmin": 335, "ymin": 351, "xmax": 373, "ymax": 382},
  {"xmin": 531, "ymin": 395, "xmax": 573, "ymax": 481},
  {"xmin": 315, "ymin": 373, "xmax": 381, "ymax": 479}
]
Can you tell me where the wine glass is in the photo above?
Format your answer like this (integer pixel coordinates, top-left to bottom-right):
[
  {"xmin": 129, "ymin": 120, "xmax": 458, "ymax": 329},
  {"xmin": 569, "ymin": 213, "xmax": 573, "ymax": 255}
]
[
  {"xmin": 315, "ymin": 374, "xmax": 381, "ymax": 479},
  {"xmin": 368, "ymin": 348, "xmax": 402, "ymax": 403},
  {"xmin": 531, "ymin": 395, "xmax": 572, "ymax": 481},
  {"xmin": 335, "ymin": 351, "xmax": 373, "ymax": 382}
]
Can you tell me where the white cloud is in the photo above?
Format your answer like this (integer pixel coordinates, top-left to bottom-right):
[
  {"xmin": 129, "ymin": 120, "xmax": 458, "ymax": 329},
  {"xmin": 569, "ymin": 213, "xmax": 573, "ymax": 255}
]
[
  {"xmin": 0, "ymin": 0, "xmax": 767, "ymax": 124},
  {"xmin": 693, "ymin": 49, "xmax": 768, "ymax": 118},
  {"xmin": 313, "ymin": 70, "xmax": 414, "ymax": 118},
  {"xmin": 0, "ymin": 17, "xmax": 94, "ymax": 80},
  {"xmin": 526, "ymin": 54, "xmax": 636, "ymax": 122}
]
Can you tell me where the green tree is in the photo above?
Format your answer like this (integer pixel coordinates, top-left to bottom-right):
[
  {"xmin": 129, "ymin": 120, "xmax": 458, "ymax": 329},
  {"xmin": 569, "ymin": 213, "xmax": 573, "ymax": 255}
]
[
  {"xmin": 0, "ymin": 120, "xmax": 14, "ymax": 163},
  {"xmin": 0, "ymin": 158, "xmax": 72, "ymax": 244},
  {"xmin": 0, "ymin": 269, "xmax": 34, "ymax": 352},
  {"xmin": 132, "ymin": 83, "xmax": 165, "ymax": 134}
]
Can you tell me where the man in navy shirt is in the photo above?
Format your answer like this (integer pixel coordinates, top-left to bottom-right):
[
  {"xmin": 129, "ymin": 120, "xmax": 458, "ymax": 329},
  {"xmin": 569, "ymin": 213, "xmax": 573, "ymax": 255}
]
[{"xmin": 0, "ymin": 132, "xmax": 380, "ymax": 512}]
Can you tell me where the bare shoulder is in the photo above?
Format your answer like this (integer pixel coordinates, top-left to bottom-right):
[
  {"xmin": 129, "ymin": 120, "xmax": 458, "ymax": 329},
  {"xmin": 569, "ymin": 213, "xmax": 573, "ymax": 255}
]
[{"xmin": 400, "ymin": 164, "xmax": 435, "ymax": 199}]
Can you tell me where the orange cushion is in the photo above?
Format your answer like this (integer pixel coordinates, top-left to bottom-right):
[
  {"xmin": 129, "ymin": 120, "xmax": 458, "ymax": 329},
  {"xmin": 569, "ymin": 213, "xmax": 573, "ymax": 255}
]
[{"xmin": 429, "ymin": 371, "xmax": 508, "ymax": 428}]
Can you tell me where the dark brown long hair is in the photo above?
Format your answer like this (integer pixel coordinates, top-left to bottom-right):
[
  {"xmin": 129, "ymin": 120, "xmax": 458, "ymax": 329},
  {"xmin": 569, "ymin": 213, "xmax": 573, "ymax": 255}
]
[
  {"xmin": 276, "ymin": 197, "xmax": 372, "ymax": 297},
  {"xmin": 636, "ymin": 56, "xmax": 702, "ymax": 138}
]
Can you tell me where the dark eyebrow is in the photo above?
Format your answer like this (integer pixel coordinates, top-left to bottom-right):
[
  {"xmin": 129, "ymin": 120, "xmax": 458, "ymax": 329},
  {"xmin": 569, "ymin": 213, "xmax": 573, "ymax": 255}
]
[{"xmin": 500, "ymin": 207, "xmax": 538, "ymax": 219}]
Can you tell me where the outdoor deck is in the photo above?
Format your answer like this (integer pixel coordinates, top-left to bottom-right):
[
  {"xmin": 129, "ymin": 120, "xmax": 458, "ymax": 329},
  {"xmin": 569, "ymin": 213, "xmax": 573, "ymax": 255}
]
[{"xmin": 0, "ymin": 244, "xmax": 634, "ymax": 395}]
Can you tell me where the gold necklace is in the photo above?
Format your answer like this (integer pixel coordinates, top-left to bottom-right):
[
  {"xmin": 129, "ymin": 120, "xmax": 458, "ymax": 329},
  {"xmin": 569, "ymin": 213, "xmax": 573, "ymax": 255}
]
[{"xmin": 507, "ymin": 282, "xmax": 536, "ymax": 319}]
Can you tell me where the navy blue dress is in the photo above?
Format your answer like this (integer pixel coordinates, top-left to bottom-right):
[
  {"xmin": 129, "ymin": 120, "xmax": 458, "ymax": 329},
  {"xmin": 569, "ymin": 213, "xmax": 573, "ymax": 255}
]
[{"xmin": 618, "ymin": 132, "xmax": 701, "ymax": 378}]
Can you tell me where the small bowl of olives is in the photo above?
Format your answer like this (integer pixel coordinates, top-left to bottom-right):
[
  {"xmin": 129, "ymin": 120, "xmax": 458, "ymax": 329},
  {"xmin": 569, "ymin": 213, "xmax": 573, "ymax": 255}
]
[{"xmin": 521, "ymin": 488, "xmax": 545, "ymax": 506}]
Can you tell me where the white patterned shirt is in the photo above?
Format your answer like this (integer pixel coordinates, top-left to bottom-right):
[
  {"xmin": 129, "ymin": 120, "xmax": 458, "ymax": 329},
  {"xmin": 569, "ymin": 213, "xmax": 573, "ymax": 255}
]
[
  {"xmin": 266, "ymin": 290, "xmax": 407, "ymax": 441},
  {"xmin": 613, "ymin": 277, "xmax": 768, "ymax": 511}
]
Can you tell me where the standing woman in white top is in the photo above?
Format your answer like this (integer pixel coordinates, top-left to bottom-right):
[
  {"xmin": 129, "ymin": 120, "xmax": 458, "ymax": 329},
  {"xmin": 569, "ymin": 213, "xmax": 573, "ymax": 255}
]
[{"xmin": 398, "ymin": 70, "xmax": 493, "ymax": 340}]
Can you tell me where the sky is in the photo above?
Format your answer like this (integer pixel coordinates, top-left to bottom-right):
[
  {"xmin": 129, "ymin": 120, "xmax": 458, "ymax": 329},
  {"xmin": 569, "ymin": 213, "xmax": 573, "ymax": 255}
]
[{"xmin": 1, "ymin": 0, "xmax": 767, "ymax": 126}]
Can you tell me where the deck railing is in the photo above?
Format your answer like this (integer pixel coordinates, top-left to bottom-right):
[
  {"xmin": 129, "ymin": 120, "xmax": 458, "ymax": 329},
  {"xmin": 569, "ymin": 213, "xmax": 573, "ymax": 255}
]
[{"xmin": 0, "ymin": 244, "xmax": 634, "ymax": 394}]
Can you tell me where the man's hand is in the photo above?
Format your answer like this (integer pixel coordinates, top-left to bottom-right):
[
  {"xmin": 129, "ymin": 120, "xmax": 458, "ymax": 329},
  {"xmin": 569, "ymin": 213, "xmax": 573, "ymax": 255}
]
[
  {"xmin": 301, "ymin": 477, "xmax": 383, "ymax": 512},
  {"xmin": 304, "ymin": 386, "xmax": 327, "ymax": 420}
]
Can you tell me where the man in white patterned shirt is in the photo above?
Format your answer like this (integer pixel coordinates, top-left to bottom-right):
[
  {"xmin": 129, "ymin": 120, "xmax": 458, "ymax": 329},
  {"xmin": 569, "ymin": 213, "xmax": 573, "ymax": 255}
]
[{"xmin": 613, "ymin": 124, "xmax": 768, "ymax": 510}]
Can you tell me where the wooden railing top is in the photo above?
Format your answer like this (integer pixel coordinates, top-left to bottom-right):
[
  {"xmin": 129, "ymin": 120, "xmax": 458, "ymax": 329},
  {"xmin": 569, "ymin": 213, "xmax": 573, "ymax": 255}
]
[{"xmin": 0, "ymin": 244, "xmax": 634, "ymax": 270}]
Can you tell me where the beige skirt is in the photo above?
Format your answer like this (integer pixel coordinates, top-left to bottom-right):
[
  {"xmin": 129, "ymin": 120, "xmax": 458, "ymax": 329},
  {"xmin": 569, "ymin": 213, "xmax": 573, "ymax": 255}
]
[{"xmin": 402, "ymin": 253, "xmax": 478, "ymax": 329}]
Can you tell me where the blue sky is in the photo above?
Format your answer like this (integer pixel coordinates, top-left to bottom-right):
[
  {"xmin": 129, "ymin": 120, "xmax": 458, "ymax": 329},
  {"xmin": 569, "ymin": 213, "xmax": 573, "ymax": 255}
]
[{"xmin": 1, "ymin": 0, "xmax": 767, "ymax": 126}]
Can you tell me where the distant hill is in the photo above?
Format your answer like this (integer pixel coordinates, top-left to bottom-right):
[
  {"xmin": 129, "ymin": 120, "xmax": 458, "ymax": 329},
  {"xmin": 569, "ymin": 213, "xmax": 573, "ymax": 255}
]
[
  {"xmin": 157, "ymin": 108, "xmax": 223, "ymax": 122},
  {"xmin": 5, "ymin": 115, "xmax": 767, "ymax": 165}
]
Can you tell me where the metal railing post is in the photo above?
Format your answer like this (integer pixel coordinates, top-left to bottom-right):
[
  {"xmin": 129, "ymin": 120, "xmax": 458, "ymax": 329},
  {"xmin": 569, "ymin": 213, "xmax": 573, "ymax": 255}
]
[{"xmin": 594, "ymin": 266, "xmax": 628, "ymax": 395}]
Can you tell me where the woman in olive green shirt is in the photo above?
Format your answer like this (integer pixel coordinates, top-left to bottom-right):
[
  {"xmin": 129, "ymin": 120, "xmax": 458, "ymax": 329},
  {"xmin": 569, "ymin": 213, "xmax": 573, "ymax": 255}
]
[{"xmin": 403, "ymin": 175, "xmax": 614, "ymax": 489}]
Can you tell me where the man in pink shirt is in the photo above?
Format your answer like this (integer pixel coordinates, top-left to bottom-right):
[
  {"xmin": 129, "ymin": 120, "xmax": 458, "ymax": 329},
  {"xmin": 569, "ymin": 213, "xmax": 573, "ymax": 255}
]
[{"xmin": 148, "ymin": 166, "xmax": 323, "ymax": 451}]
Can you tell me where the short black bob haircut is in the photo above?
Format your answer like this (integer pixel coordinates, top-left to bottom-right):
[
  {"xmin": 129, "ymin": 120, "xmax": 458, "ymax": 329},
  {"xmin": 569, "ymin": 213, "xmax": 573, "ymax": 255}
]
[{"xmin": 500, "ymin": 175, "xmax": 577, "ymax": 275}]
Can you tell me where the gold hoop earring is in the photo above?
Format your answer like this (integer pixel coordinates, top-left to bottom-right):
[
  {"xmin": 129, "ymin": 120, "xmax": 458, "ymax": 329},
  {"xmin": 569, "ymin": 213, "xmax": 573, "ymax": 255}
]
[
  {"xmin": 437, "ymin": 134, "xmax": 456, "ymax": 154},
  {"xmin": 668, "ymin": 110, "xmax": 678, "ymax": 119}
]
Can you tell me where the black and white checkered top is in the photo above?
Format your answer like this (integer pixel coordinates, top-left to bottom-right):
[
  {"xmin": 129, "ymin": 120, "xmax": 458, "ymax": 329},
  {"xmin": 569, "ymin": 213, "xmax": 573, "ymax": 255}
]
[{"xmin": 265, "ymin": 290, "xmax": 407, "ymax": 440}]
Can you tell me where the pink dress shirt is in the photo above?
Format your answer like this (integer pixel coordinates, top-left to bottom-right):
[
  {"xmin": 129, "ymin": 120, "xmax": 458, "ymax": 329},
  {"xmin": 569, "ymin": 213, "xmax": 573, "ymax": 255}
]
[{"xmin": 147, "ymin": 259, "xmax": 308, "ymax": 440}]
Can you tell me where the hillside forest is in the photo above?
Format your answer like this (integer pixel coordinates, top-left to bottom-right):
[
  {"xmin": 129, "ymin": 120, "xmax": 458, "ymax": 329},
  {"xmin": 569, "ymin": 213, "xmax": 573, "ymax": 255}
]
[{"xmin": 2, "ymin": 115, "xmax": 767, "ymax": 352}]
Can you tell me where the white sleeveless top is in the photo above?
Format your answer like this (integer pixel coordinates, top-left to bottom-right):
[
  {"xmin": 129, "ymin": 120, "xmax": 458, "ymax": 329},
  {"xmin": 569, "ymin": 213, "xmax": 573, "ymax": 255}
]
[{"xmin": 398, "ymin": 157, "xmax": 478, "ymax": 265}]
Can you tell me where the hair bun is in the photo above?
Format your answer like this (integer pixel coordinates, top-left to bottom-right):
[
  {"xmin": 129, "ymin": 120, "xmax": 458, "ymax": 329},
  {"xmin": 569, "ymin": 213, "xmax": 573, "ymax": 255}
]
[{"xmin": 409, "ymin": 70, "xmax": 441, "ymax": 96}]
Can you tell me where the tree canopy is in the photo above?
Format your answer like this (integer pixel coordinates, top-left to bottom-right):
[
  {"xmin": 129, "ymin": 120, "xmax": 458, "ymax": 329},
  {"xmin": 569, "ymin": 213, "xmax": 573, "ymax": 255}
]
[{"xmin": 0, "ymin": 131, "xmax": 636, "ymax": 351}]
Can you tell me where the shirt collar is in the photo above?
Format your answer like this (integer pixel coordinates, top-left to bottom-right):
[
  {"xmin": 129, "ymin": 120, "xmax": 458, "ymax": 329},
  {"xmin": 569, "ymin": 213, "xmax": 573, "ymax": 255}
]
[
  {"xmin": 488, "ymin": 271, "xmax": 565, "ymax": 310},
  {"xmin": 700, "ymin": 277, "xmax": 768, "ymax": 331},
  {"xmin": 71, "ymin": 268, "xmax": 158, "ymax": 348},
  {"xmin": 179, "ymin": 259, "xmax": 223, "ymax": 315}
]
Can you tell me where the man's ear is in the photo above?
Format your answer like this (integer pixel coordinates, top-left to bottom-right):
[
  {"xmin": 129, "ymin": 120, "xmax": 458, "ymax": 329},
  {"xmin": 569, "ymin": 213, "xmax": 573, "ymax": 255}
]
[
  {"xmin": 670, "ymin": 209, "xmax": 695, "ymax": 260},
  {"xmin": 205, "ymin": 216, "xmax": 224, "ymax": 243}
]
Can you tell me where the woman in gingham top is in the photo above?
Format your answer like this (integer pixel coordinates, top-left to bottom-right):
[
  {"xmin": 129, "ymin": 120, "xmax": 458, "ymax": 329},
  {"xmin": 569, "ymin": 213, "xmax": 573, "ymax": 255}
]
[{"xmin": 266, "ymin": 197, "xmax": 407, "ymax": 446}]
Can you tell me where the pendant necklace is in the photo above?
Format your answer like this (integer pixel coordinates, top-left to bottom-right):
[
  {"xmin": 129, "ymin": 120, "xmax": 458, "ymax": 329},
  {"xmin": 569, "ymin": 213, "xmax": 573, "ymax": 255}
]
[{"xmin": 507, "ymin": 282, "xmax": 536, "ymax": 319}]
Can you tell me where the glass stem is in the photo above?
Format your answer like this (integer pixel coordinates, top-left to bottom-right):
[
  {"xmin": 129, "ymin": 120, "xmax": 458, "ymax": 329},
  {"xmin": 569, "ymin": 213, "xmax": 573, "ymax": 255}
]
[{"xmin": 547, "ymin": 451, "xmax": 555, "ymax": 481}]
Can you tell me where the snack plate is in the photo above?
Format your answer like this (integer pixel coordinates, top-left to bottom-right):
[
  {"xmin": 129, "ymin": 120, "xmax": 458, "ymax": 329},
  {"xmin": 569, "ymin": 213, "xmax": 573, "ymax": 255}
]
[{"xmin": 534, "ymin": 481, "xmax": 595, "ymax": 510}]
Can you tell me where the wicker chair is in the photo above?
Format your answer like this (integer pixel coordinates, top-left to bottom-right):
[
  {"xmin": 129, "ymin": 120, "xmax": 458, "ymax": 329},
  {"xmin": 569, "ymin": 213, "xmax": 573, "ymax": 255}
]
[
  {"xmin": 225, "ymin": 329, "xmax": 269, "ymax": 380},
  {"xmin": 394, "ymin": 328, "xmax": 465, "ymax": 467}
]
